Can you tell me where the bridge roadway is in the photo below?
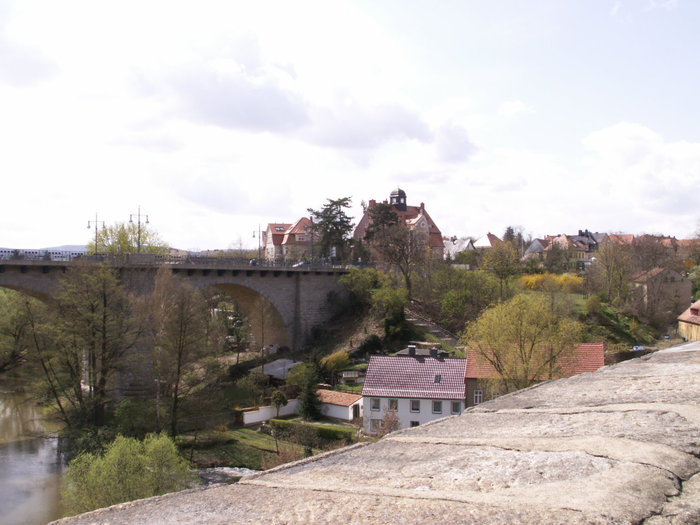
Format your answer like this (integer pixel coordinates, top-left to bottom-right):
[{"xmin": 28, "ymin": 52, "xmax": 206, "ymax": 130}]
[
  {"xmin": 55, "ymin": 341, "xmax": 700, "ymax": 524},
  {"xmin": 0, "ymin": 255, "xmax": 347, "ymax": 353}
]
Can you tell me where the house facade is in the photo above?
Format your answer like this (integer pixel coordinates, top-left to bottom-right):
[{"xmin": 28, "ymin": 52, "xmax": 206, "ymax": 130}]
[
  {"xmin": 465, "ymin": 343, "xmax": 605, "ymax": 407},
  {"xmin": 630, "ymin": 267, "xmax": 692, "ymax": 320},
  {"xmin": 262, "ymin": 217, "xmax": 319, "ymax": 263},
  {"xmin": 361, "ymin": 355, "xmax": 467, "ymax": 435},
  {"xmin": 678, "ymin": 300, "xmax": 700, "ymax": 341},
  {"xmin": 353, "ymin": 188, "xmax": 444, "ymax": 259}
]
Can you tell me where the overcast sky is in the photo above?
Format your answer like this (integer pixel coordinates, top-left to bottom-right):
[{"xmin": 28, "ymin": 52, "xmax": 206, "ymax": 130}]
[{"xmin": 1, "ymin": 0, "xmax": 699, "ymax": 251}]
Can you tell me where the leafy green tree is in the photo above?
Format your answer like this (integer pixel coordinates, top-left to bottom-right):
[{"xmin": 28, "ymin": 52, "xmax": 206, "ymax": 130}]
[
  {"xmin": 424, "ymin": 267, "xmax": 500, "ymax": 333},
  {"xmin": 271, "ymin": 389, "xmax": 288, "ymax": 417},
  {"xmin": 454, "ymin": 249, "xmax": 479, "ymax": 267},
  {"xmin": 298, "ymin": 365, "xmax": 321, "ymax": 420},
  {"xmin": 24, "ymin": 263, "xmax": 138, "ymax": 427},
  {"xmin": 61, "ymin": 433, "xmax": 196, "ymax": 517},
  {"xmin": 338, "ymin": 267, "xmax": 390, "ymax": 309},
  {"xmin": 482, "ymin": 242, "xmax": 521, "ymax": 301},
  {"xmin": 0, "ymin": 289, "xmax": 33, "ymax": 373},
  {"xmin": 88, "ymin": 221, "xmax": 169, "ymax": 255},
  {"xmin": 307, "ymin": 197, "xmax": 355, "ymax": 262},
  {"xmin": 236, "ymin": 370, "xmax": 269, "ymax": 406},
  {"xmin": 464, "ymin": 294, "xmax": 583, "ymax": 393}
]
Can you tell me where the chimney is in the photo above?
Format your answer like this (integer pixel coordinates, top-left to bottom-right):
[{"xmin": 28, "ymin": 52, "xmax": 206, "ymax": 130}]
[
  {"xmin": 408, "ymin": 344, "xmax": 416, "ymax": 356},
  {"xmin": 420, "ymin": 202, "xmax": 425, "ymax": 211},
  {"xmin": 430, "ymin": 347, "xmax": 438, "ymax": 358},
  {"xmin": 369, "ymin": 199, "xmax": 376, "ymax": 207}
]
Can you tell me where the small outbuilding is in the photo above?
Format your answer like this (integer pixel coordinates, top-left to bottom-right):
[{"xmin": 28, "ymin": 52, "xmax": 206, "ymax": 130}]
[
  {"xmin": 317, "ymin": 389, "xmax": 363, "ymax": 421},
  {"xmin": 678, "ymin": 300, "xmax": 700, "ymax": 341}
]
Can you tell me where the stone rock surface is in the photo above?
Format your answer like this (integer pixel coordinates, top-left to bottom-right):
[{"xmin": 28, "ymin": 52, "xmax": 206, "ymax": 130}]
[{"xmin": 53, "ymin": 342, "xmax": 700, "ymax": 524}]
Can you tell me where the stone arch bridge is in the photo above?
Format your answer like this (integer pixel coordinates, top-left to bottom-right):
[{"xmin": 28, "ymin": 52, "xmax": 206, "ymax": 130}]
[{"xmin": 0, "ymin": 256, "xmax": 347, "ymax": 352}]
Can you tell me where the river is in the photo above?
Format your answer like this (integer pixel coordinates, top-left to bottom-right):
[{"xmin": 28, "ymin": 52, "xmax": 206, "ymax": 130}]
[{"xmin": 0, "ymin": 385, "xmax": 64, "ymax": 525}]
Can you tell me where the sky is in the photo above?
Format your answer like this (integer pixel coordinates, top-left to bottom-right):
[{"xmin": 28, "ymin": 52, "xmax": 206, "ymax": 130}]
[{"xmin": 1, "ymin": 0, "xmax": 699, "ymax": 251}]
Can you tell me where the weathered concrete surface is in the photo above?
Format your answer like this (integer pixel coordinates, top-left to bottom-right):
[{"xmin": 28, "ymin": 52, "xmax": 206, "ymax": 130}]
[{"xmin": 53, "ymin": 341, "xmax": 700, "ymax": 524}]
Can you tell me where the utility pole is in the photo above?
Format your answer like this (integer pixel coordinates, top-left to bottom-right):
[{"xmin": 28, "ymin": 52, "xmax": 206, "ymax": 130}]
[
  {"xmin": 129, "ymin": 206, "xmax": 149, "ymax": 253},
  {"xmin": 87, "ymin": 213, "xmax": 105, "ymax": 255}
]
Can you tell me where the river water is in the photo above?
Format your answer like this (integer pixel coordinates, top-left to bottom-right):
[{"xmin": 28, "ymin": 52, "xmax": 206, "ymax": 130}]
[{"xmin": 0, "ymin": 386, "xmax": 63, "ymax": 525}]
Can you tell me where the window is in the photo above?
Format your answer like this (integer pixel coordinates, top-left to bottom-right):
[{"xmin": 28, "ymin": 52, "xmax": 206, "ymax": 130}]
[
  {"xmin": 370, "ymin": 398, "xmax": 380, "ymax": 411},
  {"xmin": 410, "ymin": 399, "xmax": 420, "ymax": 412},
  {"xmin": 370, "ymin": 419, "xmax": 382, "ymax": 433},
  {"xmin": 474, "ymin": 390, "xmax": 483, "ymax": 405},
  {"xmin": 410, "ymin": 421, "xmax": 419, "ymax": 427},
  {"xmin": 388, "ymin": 398, "xmax": 398, "ymax": 411},
  {"xmin": 432, "ymin": 401, "xmax": 442, "ymax": 414},
  {"xmin": 451, "ymin": 401, "xmax": 461, "ymax": 414}
]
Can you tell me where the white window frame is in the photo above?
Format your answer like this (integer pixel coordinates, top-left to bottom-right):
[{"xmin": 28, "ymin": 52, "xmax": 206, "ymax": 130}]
[
  {"xmin": 432, "ymin": 400, "xmax": 443, "ymax": 414},
  {"xmin": 474, "ymin": 390, "xmax": 483, "ymax": 405},
  {"xmin": 451, "ymin": 401, "xmax": 461, "ymax": 414},
  {"xmin": 410, "ymin": 399, "xmax": 420, "ymax": 413},
  {"xmin": 370, "ymin": 398, "xmax": 380, "ymax": 411}
]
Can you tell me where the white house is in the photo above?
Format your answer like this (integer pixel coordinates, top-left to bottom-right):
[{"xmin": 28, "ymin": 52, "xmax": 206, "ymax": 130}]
[
  {"xmin": 361, "ymin": 355, "xmax": 467, "ymax": 435},
  {"xmin": 317, "ymin": 389, "xmax": 363, "ymax": 421}
]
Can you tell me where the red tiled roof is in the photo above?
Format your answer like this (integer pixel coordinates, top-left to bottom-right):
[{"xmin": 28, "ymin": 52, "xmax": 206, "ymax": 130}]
[
  {"xmin": 465, "ymin": 343, "xmax": 605, "ymax": 380},
  {"xmin": 317, "ymin": 389, "xmax": 362, "ymax": 407},
  {"xmin": 361, "ymin": 356, "xmax": 466, "ymax": 400},
  {"xmin": 267, "ymin": 223, "xmax": 292, "ymax": 246},
  {"xmin": 678, "ymin": 299, "xmax": 700, "ymax": 326},
  {"xmin": 282, "ymin": 217, "xmax": 314, "ymax": 245},
  {"xmin": 631, "ymin": 267, "xmax": 666, "ymax": 283}
]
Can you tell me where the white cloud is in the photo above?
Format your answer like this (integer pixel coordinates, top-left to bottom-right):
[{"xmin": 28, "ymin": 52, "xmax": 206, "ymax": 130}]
[
  {"xmin": 581, "ymin": 122, "xmax": 700, "ymax": 236},
  {"xmin": 498, "ymin": 100, "xmax": 534, "ymax": 118},
  {"xmin": 435, "ymin": 123, "xmax": 478, "ymax": 163}
]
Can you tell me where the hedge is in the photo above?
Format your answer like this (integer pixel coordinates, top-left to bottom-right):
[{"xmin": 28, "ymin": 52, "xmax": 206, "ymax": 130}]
[{"xmin": 269, "ymin": 419, "xmax": 356, "ymax": 442}]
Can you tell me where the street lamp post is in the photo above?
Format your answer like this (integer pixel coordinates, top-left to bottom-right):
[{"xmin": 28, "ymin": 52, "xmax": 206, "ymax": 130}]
[
  {"xmin": 129, "ymin": 206, "xmax": 149, "ymax": 253},
  {"xmin": 87, "ymin": 213, "xmax": 105, "ymax": 255},
  {"xmin": 253, "ymin": 225, "xmax": 261, "ymax": 264}
]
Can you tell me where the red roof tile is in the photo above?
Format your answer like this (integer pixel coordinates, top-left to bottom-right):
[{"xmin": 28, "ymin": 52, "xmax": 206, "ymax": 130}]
[
  {"xmin": 317, "ymin": 389, "xmax": 362, "ymax": 407},
  {"xmin": 465, "ymin": 343, "xmax": 604, "ymax": 380},
  {"xmin": 361, "ymin": 356, "xmax": 466, "ymax": 400},
  {"xmin": 678, "ymin": 299, "xmax": 700, "ymax": 326}
]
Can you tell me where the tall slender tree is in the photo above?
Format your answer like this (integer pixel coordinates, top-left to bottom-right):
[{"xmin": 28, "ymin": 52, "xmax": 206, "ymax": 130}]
[{"xmin": 144, "ymin": 269, "xmax": 208, "ymax": 436}]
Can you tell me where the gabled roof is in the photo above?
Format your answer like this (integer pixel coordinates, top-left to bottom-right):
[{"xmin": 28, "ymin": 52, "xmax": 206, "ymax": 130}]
[
  {"xmin": 282, "ymin": 217, "xmax": 314, "ymax": 245},
  {"xmin": 608, "ymin": 234, "xmax": 634, "ymax": 245},
  {"xmin": 266, "ymin": 223, "xmax": 292, "ymax": 246},
  {"xmin": 474, "ymin": 233, "xmax": 502, "ymax": 249},
  {"xmin": 631, "ymin": 267, "xmax": 669, "ymax": 283},
  {"xmin": 678, "ymin": 299, "xmax": 700, "ymax": 326},
  {"xmin": 362, "ymin": 355, "xmax": 466, "ymax": 400},
  {"xmin": 317, "ymin": 389, "xmax": 362, "ymax": 407},
  {"xmin": 465, "ymin": 343, "xmax": 605, "ymax": 380}
]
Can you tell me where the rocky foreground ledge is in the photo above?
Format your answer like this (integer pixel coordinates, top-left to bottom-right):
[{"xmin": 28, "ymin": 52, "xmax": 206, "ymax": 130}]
[{"xmin": 54, "ymin": 342, "xmax": 700, "ymax": 524}]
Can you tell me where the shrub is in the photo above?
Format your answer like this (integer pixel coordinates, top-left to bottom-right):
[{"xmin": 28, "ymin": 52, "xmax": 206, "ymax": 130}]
[{"xmin": 61, "ymin": 433, "xmax": 197, "ymax": 517}]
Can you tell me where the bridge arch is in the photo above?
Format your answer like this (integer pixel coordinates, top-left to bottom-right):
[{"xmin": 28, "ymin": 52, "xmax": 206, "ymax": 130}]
[{"xmin": 210, "ymin": 283, "xmax": 290, "ymax": 350}]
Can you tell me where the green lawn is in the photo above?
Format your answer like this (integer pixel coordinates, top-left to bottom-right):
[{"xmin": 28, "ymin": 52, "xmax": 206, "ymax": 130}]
[{"xmin": 178, "ymin": 427, "xmax": 308, "ymax": 470}]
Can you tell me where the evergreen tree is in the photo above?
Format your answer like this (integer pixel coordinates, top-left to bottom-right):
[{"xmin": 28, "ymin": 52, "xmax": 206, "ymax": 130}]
[{"xmin": 307, "ymin": 197, "xmax": 355, "ymax": 263}]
